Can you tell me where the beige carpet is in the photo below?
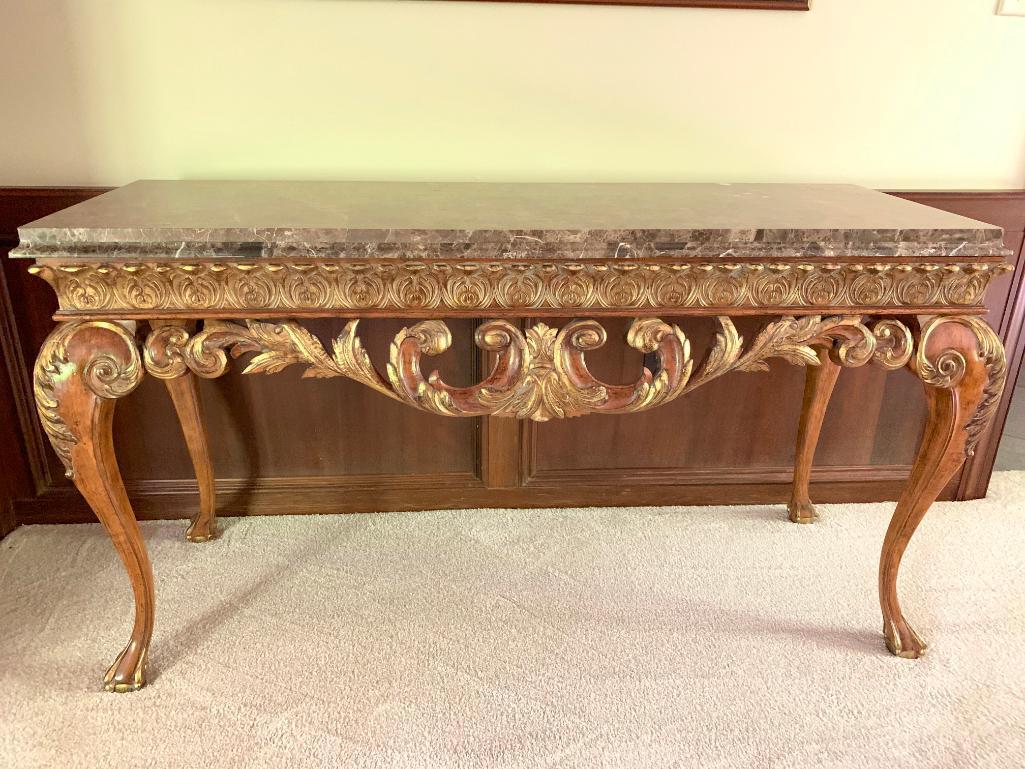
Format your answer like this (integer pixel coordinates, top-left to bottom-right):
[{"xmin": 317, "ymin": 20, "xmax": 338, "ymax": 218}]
[{"xmin": 3, "ymin": 474, "xmax": 1025, "ymax": 769}]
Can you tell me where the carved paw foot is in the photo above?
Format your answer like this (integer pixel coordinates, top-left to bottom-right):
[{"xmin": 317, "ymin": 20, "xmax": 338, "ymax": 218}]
[
  {"xmin": 884, "ymin": 617, "xmax": 927, "ymax": 659},
  {"xmin": 103, "ymin": 640, "xmax": 148, "ymax": 693},
  {"xmin": 787, "ymin": 498, "xmax": 818, "ymax": 524},
  {"xmin": 185, "ymin": 515, "xmax": 220, "ymax": 543}
]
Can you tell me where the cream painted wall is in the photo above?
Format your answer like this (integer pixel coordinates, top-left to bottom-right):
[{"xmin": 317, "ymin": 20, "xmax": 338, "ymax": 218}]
[{"xmin": 1, "ymin": 0, "xmax": 1024, "ymax": 188}]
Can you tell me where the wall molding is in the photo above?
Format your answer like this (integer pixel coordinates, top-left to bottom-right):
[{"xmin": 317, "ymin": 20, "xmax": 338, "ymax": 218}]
[{"xmin": 13, "ymin": 468, "xmax": 910, "ymax": 525}]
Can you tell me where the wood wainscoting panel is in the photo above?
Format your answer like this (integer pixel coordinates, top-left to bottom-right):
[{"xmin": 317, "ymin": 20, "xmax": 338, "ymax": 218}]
[
  {"xmin": 1, "ymin": 189, "xmax": 112, "ymax": 535},
  {"xmin": 109, "ymin": 318, "xmax": 481, "ymax": 483},
  {"xmin": 2, "ymin": 187, "xmax": 1023, "ymax": 527},
  {"xmin": 0, "ymin": 256, "xmax": 30, "ymax": 537}
]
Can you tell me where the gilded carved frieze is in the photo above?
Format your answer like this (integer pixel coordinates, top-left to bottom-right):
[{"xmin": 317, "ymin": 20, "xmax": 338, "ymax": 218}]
[{"xmin": 30, "ymin": 261, "xmax": 1010, "ymax": 314}]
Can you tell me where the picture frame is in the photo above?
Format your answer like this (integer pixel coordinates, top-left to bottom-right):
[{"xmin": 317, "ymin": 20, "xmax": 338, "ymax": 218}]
[{"xmin": 459, "ymin": 0, "xmax": 809, "ymax": 9}]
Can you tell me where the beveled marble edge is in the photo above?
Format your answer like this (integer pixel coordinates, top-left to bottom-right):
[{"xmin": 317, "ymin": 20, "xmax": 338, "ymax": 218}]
[
  {"xmin": 15, "ymin": 224, "xmax": 1007, "ymax": 245},
  {"xmin": 15, "ymin": 181, "xmax": 1009, "ymax": 259},
  {"xmin": 11, "ymin": 234, "xmax": 1011, "ymax": 261}
]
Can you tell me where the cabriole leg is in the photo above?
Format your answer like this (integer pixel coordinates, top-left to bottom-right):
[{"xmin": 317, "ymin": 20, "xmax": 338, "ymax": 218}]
[
  {"xmin": 34, "ymin": 321, "xmax": 152, "ymax": 691},
  {"xmin": 880, "ymin": 316, "xmax": 1005, "ymax": 658},
  {"xmin": 788, "ymin": 346, "xmax": 840, "ymax": 523},
  {"xmin": 149, "ymin": 320, "xmax": 218, "ymax": 542}
]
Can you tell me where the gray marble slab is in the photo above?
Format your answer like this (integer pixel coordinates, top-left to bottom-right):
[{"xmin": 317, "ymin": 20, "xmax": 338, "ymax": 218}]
[{"xmin": 13, "ymin": 181, "xmax": 1008, "ymax": 260}]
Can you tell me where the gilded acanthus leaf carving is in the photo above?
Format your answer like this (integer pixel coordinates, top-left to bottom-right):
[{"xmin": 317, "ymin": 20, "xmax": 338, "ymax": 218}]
[
  {"xmin": 34, "ymin": 321, "xmax": 144, "ymax": 478},
  {"xmin": 734, "ymin": 317, "xmax": 824, "ymax": 373},
  {"xmin": 733, "ymin": 316, "xmax": 871, "ymax": 373},
  {"xmin": 144, "ymin": 315, "xmax": 918, "ymax": 422},
  {"xmin": 332, "ymin": 321, "xmax": 396, "ymax": 398},
  {"xmin": 914, "ymin": 315, "xmax": 1007, "ymax": 456},
  {"xmin": 243, "ymin": 322, "xmax": 336, "ymax": 377},
  {"xmin": 474, "ymin": 322, "xmax": 609, "ymax": 421},
  {"xmin": 690, "ymin": 315, "xmax": 901, "ymax": 390},
  {"xmin": 33, "ymin": 325, "xmax": 81, "ymax": 475},
  {"xmin": 691, "ymin": 316, "xmax": 742, "ymax": 388}
]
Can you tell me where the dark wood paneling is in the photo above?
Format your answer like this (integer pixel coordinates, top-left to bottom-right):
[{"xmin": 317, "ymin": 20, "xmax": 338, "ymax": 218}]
[
  {"xmin": 1, "ymin": 186, "xmax": 1022, "ymax": 529},
  {"xmin": 0, "ymin": 267, "xmax": 29, "ymax": 537},
  {"xmin": 1, "ymin": 189, "xmax": 112, "ymax": 536},
  {"xmin": 108, "ymin": 319, "xmax": 479, "ymax": 484},
  {"xmin": 1, "ymin": 189, "xmax": 111, "ymax": 503}
]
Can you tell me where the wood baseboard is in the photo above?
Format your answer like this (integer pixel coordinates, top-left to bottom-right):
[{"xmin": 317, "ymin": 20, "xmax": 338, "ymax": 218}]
[{"xmin": 13, "ymin": 466, "xmax": 919, "ymax": 525}]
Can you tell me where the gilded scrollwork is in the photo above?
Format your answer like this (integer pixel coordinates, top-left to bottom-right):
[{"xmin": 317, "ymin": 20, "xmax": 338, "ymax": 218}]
[
  {"xmin": 143, "ymin": 315, "xmax": 921, "ymax": 423},
  {"xmin": 478, "ymin": 321, "xmax": 610, "ymax": 420},
  {"xmin": 143, "ymin": 324, "xmax": 190, "ymax": 379},
  {"xmin": 34, "ymin": 321, "xmax": 144, "ymax": 478},
  {"xmin": 871, "ymin": 319, "xmax": 915, "ymax": 370},
  {"xmin": 30, "ymin": 260, "xmax": 1010, "ymax": 315},
  {"xmin": 686, "ymin": 315, "xmax": 909, "ymax": 389},
  {"xmin": 157, "ymin": 316, "xmax": 693, "ymax": 421},
  {"xmin": 914, "ymin": 315, "xmax": 1007, "ymax": 456}
]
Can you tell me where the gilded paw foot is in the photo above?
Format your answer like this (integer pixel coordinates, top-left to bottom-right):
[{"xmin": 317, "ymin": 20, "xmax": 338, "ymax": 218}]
[
  {"xmin": 103, "ymin": 640, "xmax": 148, "ymax": 693},
  {"xmin": 787, "ymin": 498, "xmax": 818, "ymax": 524},
  {"xmin": 884, "ymin": 618, "xmax": 927, "ymax": 659},
  {"xmin": 185, "ymin": 514, "xmax": 220, "ymax": 543}
]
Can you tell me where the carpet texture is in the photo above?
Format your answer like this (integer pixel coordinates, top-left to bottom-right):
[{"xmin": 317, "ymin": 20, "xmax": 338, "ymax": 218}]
[{"xmin": 2, "ymin": 473, "xmax": 1025, "ymax": 769}]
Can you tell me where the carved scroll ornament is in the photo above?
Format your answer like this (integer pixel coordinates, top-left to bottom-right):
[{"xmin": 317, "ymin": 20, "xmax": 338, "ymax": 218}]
[
  {"xmin": 34, "ymin": 321, "xmax": 144, "ymax": 477},
  {"xmin": 913, "ymin": 315, "xmax": 1007, "ymax": 456},
  {"xmin": 145, "ymin": 315, "xmax": 915, "ymax": 423}
]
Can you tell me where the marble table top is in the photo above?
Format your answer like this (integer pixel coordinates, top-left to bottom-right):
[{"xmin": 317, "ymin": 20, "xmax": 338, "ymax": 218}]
[{"xmin": 14, "ymin": 181, "xmax": 1008, "ymax": 261}]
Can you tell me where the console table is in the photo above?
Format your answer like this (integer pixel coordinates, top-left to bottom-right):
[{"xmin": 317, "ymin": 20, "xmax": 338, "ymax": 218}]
[{"xmin": 13, "ymin": 181, "xmax": 1010, "ymax": 692}]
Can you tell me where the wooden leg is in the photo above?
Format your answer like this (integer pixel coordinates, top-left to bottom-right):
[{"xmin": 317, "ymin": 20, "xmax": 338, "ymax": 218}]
[
  {"xmin": 33, "ymin": 321, "xmax": 152, "ymax": 691},
  {"xmin": 880, "ymin": 316, "xmax": 1006, "ymax": 658},
  {"xmin": 788, "ymin": 346, "xmax": 840, "ymax": 523},
  {"xmin": 148, "ymin": 320, "xmax": 218, "ymax": 542},
  {"xmin": 164, "ymin": 373, "xmax": 218, "ymax": 541}
]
